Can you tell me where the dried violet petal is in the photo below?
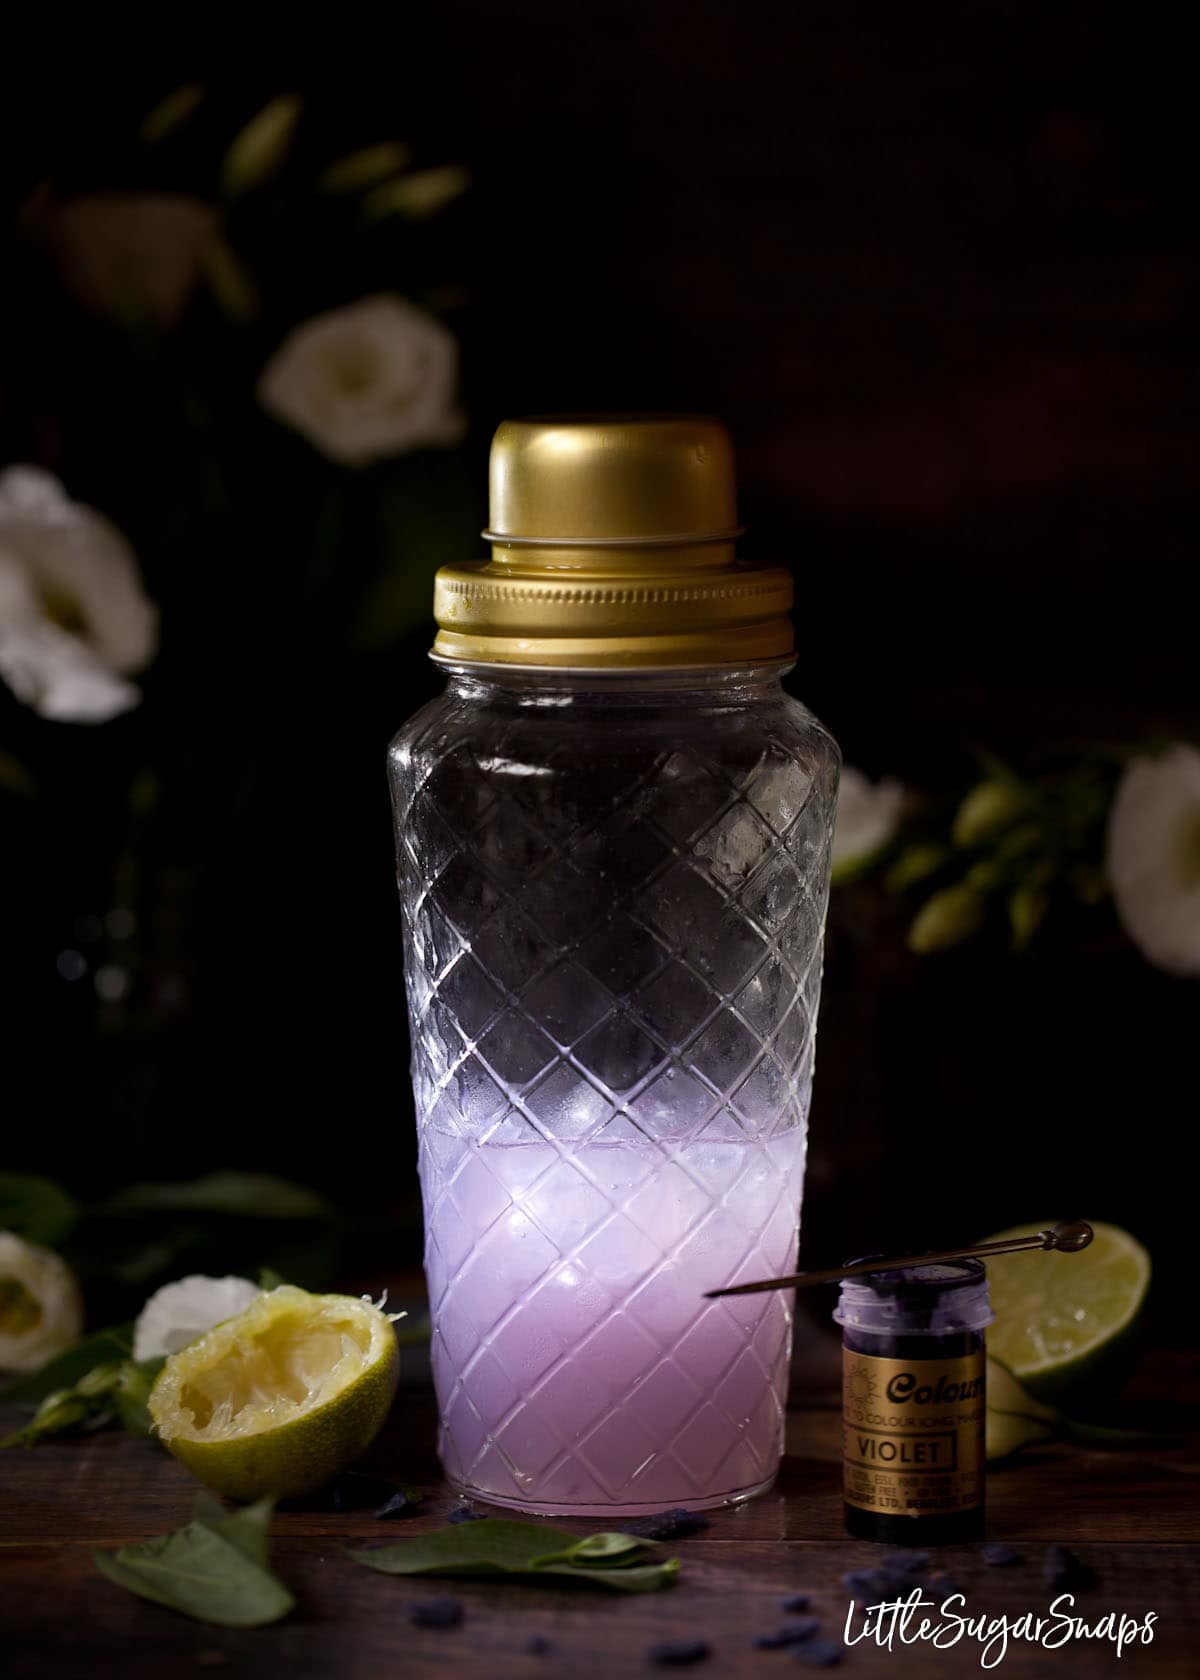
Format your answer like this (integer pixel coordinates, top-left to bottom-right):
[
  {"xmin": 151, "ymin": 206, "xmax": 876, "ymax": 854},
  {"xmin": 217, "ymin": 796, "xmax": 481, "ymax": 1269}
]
[
  {"xmin": 927, "ymin": 1576, "xmax": 966, "ymax": 1602},
  {"xmin": 841, "ymin": 1570, "xmax": 906, "ymax": 1601},
  {"xmin": 411, "ymin": 1595, "xmax": 465, "ymax": 1629},
  {"xmin": 282, "ymin": 1470, "xmax": 403, "ymax": 1513},
  {"xmin": 332, "ymin": 1473, "xmax": 395, "ymax": 1512},
  {"xmin": 981, "ymin": 1543, "xmax": 1023, "ymax": 1568},
  {"xmin": 375, "ymin": 1490, "xmax": 423, "ymax": 1520},
  {"xmin": 622, "ymin": 1510, "xmax": 712, "ymax": 1541},
  {"xmin": 794, "ymin": 1637, "xmax": 843, "ymax": 1667},
  {"xmin": 780, "ymin": 1594, "xmax": 811, "ymax": 1613},
  {"xmin": 1043, "ymin": 1545, "xmax": 1095, "ymax": 1591},
  {"xmin": 447, "ymin": 1507, "xmax": 485, "ymax": 1525},
  {"xmin": 527, "ymin": 1635, "xmax": 551, "ymax": 1655},
  {"xmin": 881, "ymin": 1551, "xmax": 930, "ymax": 1574},
  {"xmin": 753, "ymin": 1618, "xmax": 819, "ymax": 1648},
  {"xmin": 648, "ymin": 1641, "xmax": 712, "ymax": 1667}
]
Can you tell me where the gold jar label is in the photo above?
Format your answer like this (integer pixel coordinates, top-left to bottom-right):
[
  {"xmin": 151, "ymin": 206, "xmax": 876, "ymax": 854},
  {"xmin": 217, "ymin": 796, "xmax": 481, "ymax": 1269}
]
[{"xmin": 842, "ymin": 1350, "xmax": 985, "ymax": 1517}]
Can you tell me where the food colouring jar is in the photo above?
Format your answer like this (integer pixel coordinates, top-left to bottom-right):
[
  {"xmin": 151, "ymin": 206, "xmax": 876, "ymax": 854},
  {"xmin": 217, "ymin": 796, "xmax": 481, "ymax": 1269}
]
[{"xmin": 835, "ymin": 1259, "xmax": 993, "ymax": 1543}]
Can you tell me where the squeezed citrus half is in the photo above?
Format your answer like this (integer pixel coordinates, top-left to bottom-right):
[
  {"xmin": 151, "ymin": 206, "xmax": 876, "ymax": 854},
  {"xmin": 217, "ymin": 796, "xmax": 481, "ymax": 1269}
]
[
  {"xmin": 148, "ymin": 1285, "xmax": 399, "ymax": 1499},
  {"xmin": 983, "ymin": 1220, "xmax": 1150, "ymax": 1406}
]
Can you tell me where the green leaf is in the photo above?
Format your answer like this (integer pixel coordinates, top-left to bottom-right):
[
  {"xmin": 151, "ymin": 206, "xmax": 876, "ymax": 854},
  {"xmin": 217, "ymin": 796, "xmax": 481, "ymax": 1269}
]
[
  {"xmin": 115, "ymin": 1358, "xmax": 166, "ymax": 1437},
  {"xmin": 191, "ymin": 1490, "xmax": 228, "ymax": 1526},
  {"xmin": 102, "ymin": 1173, "xmax": 330, "ymax": 1221},
  {"xmin": 535, "ymin": 1559, "xmax": 681, "ymax": 1593},
  {"xmin": 2, "ymin": 1338, "xmax": 166, "ymax": 1446},
  {"xmin": 94, "ymin": 1518, "xmax": 294, "ymax": 1627},
  {"xmin": 986, "ymin": 1355, "xmax": 1176, "ymax": 1457},
  {"xmin": 986, "ymin": 1405, "xmax": 1056, "ymax": 1462},
  {"xmin": 534, "ymin": 1532, "xmax": 646, "ymax": 1566},
  {"xmin": 350, "ymin": 1517, "xmax": 576, "ymax": 1575},
  {"xmin": 0, "ymin": 1174, "xmax": 79, "ymax": 1246},
  {"xmin": 257, "ymin": 1266, "xmax": 287, "ymax": 1291},
  {"xmin": 2, "ymin": 1360, "xmax": 126, "ymax": 1445},
  {"xmin": 2, "ymin": 1389, "xmax": 91, "ymax": 1447},
  {"xmin": 2, "ymin": 1324, "xmax": 134, "ymax": 1404},
  {"xmin": 347, "ymin": 1518, "xmax": 679, "ymax": 1594},
  {"xmin": 193, "ymin": 1494, "xmax": 275, "ymax": 1568}
]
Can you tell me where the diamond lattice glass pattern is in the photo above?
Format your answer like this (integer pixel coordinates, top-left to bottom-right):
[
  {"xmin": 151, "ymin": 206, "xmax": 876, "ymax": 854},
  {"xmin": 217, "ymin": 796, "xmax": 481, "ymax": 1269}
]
[{"xmin": 390, "ymin": 669, "xmax": 838, "ymax": 1515}]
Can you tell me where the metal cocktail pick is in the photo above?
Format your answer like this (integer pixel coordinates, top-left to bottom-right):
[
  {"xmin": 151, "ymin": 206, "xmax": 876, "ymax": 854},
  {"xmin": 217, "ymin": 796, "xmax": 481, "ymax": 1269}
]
[{"xmin": 703, "ymin": 1220, "xmax": 1094, "ymax": 1299}]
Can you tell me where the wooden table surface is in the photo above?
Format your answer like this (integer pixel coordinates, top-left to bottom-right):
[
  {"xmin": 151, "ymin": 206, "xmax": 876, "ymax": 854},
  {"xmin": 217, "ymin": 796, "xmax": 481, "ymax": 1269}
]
[{"xmin": 4, "ymin": 1340, "xmax": 1196, "ymax": 1679}]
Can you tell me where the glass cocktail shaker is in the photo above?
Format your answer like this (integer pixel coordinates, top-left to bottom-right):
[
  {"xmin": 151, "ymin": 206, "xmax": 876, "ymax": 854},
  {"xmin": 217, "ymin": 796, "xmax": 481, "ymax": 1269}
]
[{"xmin": 389, "ymin": 416, "xmax": 839, "ymax": 1515}]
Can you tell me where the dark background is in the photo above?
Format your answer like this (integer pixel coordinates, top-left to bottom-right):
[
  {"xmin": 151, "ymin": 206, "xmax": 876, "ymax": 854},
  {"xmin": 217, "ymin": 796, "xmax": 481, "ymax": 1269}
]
[{"xmin": 2, "ymin": 4, "xmax": 1194, "ymax": 1325}]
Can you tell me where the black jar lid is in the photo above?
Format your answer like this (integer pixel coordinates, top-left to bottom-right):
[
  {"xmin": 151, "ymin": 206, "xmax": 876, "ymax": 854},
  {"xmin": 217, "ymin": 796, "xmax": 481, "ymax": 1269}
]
[{"xmin": 832, "ymin": 1257, "xmax": 994, "ymax": 1336}]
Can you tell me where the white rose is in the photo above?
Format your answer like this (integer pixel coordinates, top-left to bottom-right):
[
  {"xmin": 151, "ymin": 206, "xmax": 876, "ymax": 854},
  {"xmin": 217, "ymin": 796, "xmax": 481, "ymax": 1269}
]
[
  {"xmin": 257, "ymin": 294, "xmax": 464, "ymax": 467},
  {"xmin": 1106, "ymin": 744, "xmax": 1200, "ymax": 976},
  {"xmin": 0, "ymin": 466, "xmax": 158, "ymax": 723},
  {"xmin": 832, "ymin": 765, "xmax": 906, "ymax": 879},
  {"xmin": 133, "ymin": 1274, "xmax": 261, "ymax": 1362},
  {"xmin": 0, "ymin": 1233, "xmax": 84, "ymax": 1373}
]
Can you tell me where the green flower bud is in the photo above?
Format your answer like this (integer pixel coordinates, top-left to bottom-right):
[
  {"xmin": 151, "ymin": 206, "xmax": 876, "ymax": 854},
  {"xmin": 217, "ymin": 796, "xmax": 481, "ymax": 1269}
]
[
  {"xmin": 116, "ymin": 1359, "xmax": 165, "ymax": 1437},
  {"xmin": 953, "ymin": 780, "xmax": 1029, "ymax": 847},
  {"xmin": 220, "ymin": 94, "xmax": 303, "ymax": 197},
  {"xmin": 76, "ymin": 1361, "xmax": 123, "ymax": 1399},
  {"xmin": 2, "ymin": 1388, "xmax": 88, "ymax": 1447},
  {"xmin": 201, "ymin": 237, "xmax": 259, "ymax": 322},
  {"xmin": 140, "ymin": 83, "xmax": 206, "ymax": 145},
  {"xmin": 1009, "ymin": 884, "xmax": 1049, "ymax": 950},
  {"xmin": 907, "ymin": 885, "xmax": 985, "ymax": 953},
  {"xmin": 995, "ymin": 823, "xmax": 1042, "ymax": 861},
  {"xmin": 364, "ymin": 164, "xmax": 470, "ymax": 221},
  {"xmin": 319, "ymin": 142, "xmax": 412, "ymax": 194},
  {"xmin": 35, "ymin": 1391, "xmax": 89, "ymax": 1432},
  {"xmin": 885, "ymin": 842, "xmax": 948, "ymax": 892},
  {"xmin": 965, "ymin": 858, "xmax": 1003, "ymax": 892}
]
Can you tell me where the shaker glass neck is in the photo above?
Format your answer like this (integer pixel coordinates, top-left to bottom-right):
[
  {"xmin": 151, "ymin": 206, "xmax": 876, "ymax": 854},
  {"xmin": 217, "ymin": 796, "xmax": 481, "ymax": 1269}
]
[{"xmin": 434, "ymin": 660, "xmax": 796, "ymax": 708}]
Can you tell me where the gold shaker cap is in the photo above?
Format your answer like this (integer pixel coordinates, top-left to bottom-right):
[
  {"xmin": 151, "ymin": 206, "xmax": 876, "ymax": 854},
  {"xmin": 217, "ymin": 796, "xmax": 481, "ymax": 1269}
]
[{"xmin": 432, "ymin": 415, "xmax": 795, "ymax": 669}]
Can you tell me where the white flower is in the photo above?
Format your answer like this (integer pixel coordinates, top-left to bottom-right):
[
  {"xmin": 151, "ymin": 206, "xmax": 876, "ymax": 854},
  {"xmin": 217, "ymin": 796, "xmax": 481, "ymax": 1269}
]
[
  {"xmin": 832, "ymin": 765, "xmax": 906, "ymax": 878},
  {"xmin": 0, "ymin": 1233, "xmax": 84, "ymax": 1373},
  {"xmin": 0, "ymin": 467, "xmax": 157, "ymax": 723},
  {"xmin": 133, "ymin": 1274, "xmax": 261, "ymax": 1362},
  {"xmin": 257, "ymin": 294, "xmax": 464, "ymax": 466},
  {"xmin": 39, "ymin": 192, "xmax": 219, "ymax": 329},
  {"xmin": 1106, "ymin": 745, "xmax": 1200, "ymax": 976}
]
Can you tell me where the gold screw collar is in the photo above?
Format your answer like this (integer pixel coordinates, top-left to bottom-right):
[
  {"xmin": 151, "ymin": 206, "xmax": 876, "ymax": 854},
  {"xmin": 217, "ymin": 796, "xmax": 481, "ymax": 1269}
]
[{"xmin": 431, "ymin": 415, "xmax": 795, "ymax": 669}]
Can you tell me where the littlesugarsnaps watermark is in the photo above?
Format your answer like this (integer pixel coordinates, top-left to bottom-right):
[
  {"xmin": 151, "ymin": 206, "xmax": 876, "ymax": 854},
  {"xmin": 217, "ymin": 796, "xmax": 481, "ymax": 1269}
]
[{"xmin": 843, "ymin": 1586, "xmax": 1157, "ymax": 1669}]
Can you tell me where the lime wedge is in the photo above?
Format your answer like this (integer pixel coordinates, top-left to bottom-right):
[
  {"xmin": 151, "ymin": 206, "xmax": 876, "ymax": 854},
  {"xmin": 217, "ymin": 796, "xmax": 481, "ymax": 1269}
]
[
  {"xmin": 149, "ymin": 1285, "xmax": 399, "ymax": 1500},
  {"xmin": 983, "ymin": 1221, "xmax": 1150, "ymax": 1407}
]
